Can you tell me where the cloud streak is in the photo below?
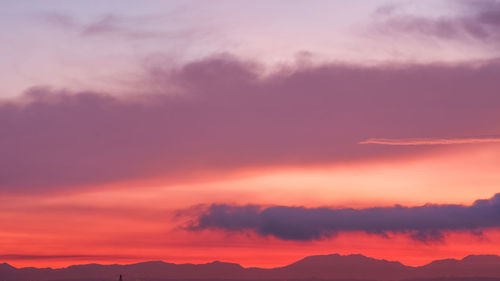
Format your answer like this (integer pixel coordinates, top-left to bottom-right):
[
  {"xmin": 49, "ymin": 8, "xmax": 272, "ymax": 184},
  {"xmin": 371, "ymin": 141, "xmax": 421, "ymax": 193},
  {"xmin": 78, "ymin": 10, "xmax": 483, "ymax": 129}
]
[
  {"xmin": 40, "ymin": 11, "xmax": 203, "ymax": 40},
  {"xmin": 359, "ymin": 137, "xmax": 500, "ymax": 146},
  {"xmin": 188, "ymin": 193, "xmax": 500, "ymax": 242}
]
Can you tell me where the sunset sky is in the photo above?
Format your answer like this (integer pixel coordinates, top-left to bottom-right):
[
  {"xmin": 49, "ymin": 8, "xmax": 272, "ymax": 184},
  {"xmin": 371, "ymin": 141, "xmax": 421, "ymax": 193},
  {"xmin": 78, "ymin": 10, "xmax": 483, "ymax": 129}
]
[{"xmin": 2, "ymin": 0, "xmax": 500, "ymax": 269}]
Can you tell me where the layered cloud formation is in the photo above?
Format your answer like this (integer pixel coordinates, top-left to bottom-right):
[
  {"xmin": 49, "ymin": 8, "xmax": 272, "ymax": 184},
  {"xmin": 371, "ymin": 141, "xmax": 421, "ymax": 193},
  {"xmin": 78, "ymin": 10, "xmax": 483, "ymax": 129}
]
[
  {"xmin": 2, "ymin": 56, "xmax": 500, "ymax": 191},
  {"xmin": 189, "ymin": 193, "xmax": 500, "ymax": 242}
]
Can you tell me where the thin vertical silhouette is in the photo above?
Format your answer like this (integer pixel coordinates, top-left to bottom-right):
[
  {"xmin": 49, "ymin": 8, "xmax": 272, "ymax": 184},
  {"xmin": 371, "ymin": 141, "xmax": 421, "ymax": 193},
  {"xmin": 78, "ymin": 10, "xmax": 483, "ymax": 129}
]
[{"xmin": 119, "ymin": 274, "xmax": 123, "ymax": 281}]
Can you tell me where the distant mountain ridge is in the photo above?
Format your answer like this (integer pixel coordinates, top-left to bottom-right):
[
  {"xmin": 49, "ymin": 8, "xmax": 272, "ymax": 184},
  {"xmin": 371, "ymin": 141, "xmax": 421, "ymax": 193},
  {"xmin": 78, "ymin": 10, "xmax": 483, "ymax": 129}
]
[{"xmin": 3, "ymin": 254, "xmax": 500, "ymax": 281}]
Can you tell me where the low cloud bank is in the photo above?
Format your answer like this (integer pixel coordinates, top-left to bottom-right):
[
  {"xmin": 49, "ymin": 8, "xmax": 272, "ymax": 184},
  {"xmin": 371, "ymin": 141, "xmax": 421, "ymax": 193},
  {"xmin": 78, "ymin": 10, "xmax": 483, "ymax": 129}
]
[{"xmin": 189, "ymin": 193, "xmax": 500, "ymax": 242}]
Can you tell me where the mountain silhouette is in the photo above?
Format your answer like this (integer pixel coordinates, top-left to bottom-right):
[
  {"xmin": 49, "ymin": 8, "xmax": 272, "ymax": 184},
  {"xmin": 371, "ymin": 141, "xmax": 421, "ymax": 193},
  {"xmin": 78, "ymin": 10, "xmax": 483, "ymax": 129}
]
[
  {"xmin": 3, "ymin": 254, "xmax": 500, "ymax": 281},
  {"xmin": 267, "ymin": 254, "xmax": 411, "ymax": 280}
]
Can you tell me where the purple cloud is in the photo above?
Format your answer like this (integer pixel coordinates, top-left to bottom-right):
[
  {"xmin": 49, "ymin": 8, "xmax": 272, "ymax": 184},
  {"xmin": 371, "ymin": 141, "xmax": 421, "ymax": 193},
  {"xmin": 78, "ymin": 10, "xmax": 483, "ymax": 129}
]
[
  {"xmin": 375, "ymin": 0, "xmax": 500, "ymax": 44},
  {"xmin": 188, "ymin": 193, "xmax": 500, "ymax": 242},
  {"xmin": 1, "ymin": 56, "xmax": 500, "ymax": 191}
]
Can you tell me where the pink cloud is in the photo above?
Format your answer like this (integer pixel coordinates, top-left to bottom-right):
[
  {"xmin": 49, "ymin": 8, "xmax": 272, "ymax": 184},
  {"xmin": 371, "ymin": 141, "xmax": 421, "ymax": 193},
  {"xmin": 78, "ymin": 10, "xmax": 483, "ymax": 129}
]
[{"xmin": 1, "ymin": 56, "xmax": 500, "ymax": 191}]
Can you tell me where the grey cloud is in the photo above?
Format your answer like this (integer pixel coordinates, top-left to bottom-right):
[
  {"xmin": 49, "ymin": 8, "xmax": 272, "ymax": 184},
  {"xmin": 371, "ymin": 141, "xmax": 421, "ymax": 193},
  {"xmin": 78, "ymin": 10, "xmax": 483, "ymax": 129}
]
[{"xmin": 188, "ymin": 193, "xmax": 500, "ymax": 242}]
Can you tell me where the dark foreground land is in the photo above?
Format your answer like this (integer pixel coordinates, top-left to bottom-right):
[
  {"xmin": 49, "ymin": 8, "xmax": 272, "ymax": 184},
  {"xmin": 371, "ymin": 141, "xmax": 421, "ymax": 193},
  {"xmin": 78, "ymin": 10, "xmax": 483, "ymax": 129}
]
[
  {"xmin": 3, "ymin": 254, "xmax": 500, "ymax": 281},
  {"xmin": 9, "ymin": 278, "xmax": 500, "ymax": 281}
]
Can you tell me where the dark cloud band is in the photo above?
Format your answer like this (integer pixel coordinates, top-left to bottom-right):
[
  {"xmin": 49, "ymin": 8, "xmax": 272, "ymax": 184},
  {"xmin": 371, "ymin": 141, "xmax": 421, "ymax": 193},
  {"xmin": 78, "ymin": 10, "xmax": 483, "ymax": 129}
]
[{"xmin": 188, "ymin": 193, "xmax": 500, "ymax": 242}]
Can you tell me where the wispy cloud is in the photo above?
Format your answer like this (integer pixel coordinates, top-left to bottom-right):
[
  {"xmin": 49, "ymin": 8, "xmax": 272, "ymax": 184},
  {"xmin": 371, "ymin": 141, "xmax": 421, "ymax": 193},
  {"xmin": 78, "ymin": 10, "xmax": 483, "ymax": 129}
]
[
  {"xmin": 359, "ymin": 137, "xmax": 500, "ymax": 146},
  {"xmin": 39, "ymin": 11, "xmax": 205, "ymax": 40},
  {"xmin": 374, "ymin": 0, "xmax": 500, "ymax": 46}
]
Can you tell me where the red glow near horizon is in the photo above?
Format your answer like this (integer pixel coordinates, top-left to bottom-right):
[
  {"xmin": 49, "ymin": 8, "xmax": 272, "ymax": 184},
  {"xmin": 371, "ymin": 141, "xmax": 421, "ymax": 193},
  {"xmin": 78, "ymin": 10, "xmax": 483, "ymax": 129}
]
[
  {"xmin": 4, "ymin": 229, "xmax": 500, "ymax": 269},
  {"xmin": 1, "ymin": 144, "xmax": 500, "ymax": 269}
]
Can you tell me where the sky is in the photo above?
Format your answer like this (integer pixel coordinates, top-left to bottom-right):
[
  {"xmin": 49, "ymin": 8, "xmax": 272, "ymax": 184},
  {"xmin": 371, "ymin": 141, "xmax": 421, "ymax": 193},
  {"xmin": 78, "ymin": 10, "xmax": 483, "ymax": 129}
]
[{"xmin": 1, "ymin": 0, "xmax": 500, "ymax": 269}]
